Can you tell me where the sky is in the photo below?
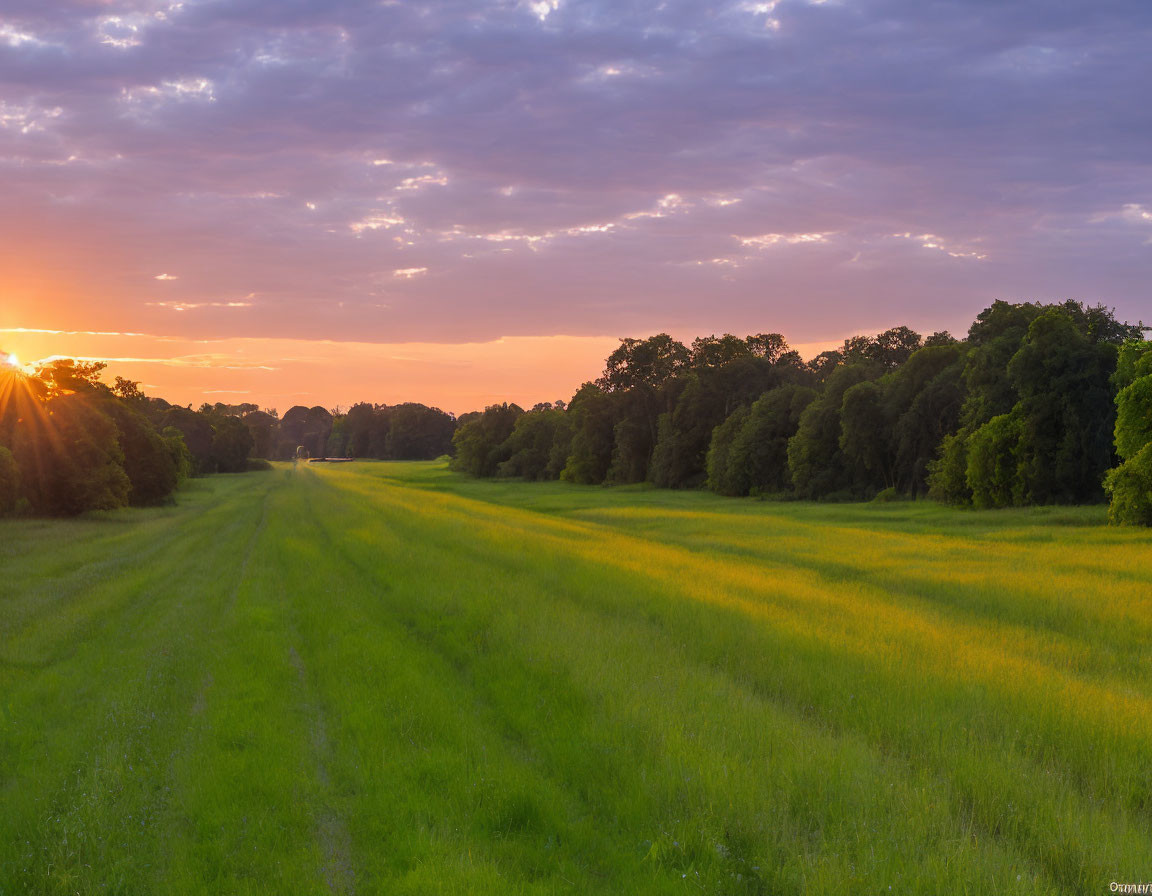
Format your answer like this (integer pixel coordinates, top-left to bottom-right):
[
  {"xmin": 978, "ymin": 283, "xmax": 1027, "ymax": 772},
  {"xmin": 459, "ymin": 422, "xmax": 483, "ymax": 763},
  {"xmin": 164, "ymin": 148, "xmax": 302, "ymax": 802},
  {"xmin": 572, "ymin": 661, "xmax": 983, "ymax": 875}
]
[{"xmin": 1, "ymin": 0, "xmax": 1149, "ymax": 414}]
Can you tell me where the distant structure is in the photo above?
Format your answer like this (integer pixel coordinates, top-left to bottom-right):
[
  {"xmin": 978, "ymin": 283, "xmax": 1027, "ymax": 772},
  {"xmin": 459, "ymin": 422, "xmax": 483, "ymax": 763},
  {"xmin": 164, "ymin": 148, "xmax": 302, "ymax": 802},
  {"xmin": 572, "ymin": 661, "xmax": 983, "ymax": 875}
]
[{"xmin": 295, "ymin": 445, "xmax": 309, "ymax": 460}]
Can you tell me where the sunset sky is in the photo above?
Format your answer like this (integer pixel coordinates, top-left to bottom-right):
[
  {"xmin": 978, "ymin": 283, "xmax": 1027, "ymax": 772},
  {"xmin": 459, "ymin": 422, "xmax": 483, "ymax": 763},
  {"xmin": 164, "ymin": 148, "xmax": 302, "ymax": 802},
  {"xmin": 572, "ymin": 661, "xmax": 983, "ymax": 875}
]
[{"xmin": 1, "ymin": 0, "xmax": 1149, "ymax": 414}]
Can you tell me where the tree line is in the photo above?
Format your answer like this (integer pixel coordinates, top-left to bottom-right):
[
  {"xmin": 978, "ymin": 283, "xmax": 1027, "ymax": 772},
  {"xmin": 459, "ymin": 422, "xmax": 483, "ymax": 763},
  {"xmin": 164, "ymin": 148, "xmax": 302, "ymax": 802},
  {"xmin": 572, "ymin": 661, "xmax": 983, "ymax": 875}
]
[
  {"xmin": 0, "ymin": 359, "xmax": 456, "ymax": 516},
  {"xmin": 3, "ymin": 299, "xmax": 1149, "ymax": 523},
  {"xmin": 450, "ymin": 301, "xmax": 1152, "ymax": 525}
]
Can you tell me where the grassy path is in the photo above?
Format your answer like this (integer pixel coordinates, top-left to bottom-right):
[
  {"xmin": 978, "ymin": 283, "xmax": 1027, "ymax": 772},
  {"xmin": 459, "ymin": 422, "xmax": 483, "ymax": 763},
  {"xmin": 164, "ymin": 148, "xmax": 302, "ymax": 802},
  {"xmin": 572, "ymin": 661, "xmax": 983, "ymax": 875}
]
[{"xmin": 1, "ymin": 462, "xmax": 1150, "ymax": 894}]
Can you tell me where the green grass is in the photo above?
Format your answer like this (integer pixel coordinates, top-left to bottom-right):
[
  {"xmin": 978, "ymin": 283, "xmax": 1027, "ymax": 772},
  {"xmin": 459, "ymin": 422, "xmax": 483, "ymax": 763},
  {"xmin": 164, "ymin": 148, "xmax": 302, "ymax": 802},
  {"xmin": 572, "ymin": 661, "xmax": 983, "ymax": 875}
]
[{"xmin": 2, "ymin": 461, "xmax": 1150, "ymax": 894}]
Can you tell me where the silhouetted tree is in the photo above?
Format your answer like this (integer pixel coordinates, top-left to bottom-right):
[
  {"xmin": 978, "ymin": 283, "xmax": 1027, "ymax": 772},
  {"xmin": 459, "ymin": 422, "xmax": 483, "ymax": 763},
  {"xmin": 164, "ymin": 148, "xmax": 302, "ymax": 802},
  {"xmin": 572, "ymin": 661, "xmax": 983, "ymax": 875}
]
[
  {"xmin": 280, "ymin": 405, "xmax": 332, "ymax": 459},
  {"xmin": 210, "ymin": 416, "xmax": 254, "ymax": 473},
  {"xmin": 386, "ymin": 403, "xmax": 456, "ymax": 459},
  {"xmin": 598, "ymin": 334, "xmax": 689, "ymax": 392},
  {"xmin": 34, "ymin": 359, "xmax": 110, "ymax": 399},
  {"xmin": 162, "ymin": 406, "xmax": 217, "ymax": 474},
  {"xmin": 13, "ymin": 394, "xmax": 129, "ymax": 515},
  {"xmin": 0, "ymin": 445, "xmax": 18, "ymax": 515},
  {"xmin": 242, "ymin": 410, "xmax": 279, "ymax": 460},
  {"xmin": 343, "ymin": 403, "xmax": 377, "ymax": 458}
]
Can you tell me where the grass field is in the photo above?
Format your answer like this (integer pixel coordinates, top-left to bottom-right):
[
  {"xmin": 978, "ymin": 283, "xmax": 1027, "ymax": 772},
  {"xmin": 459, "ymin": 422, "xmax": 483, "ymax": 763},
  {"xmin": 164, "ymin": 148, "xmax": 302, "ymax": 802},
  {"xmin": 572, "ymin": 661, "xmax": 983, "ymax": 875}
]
[{"xmin": 2, "ymin": 461, "xmax": 1150, "ymax": 894}]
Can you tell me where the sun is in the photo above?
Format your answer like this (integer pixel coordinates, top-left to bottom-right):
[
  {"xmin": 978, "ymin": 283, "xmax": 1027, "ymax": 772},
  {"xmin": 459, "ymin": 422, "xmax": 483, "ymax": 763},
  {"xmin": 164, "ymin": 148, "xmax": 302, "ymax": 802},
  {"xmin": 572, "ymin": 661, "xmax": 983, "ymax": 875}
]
[
  {"xmin": 1, "ymin": 352, "xmax": 28, "ymax": 375},
  {"xmin": 0, "ymin": 352, "xmax": 33, "ymax": 377}
]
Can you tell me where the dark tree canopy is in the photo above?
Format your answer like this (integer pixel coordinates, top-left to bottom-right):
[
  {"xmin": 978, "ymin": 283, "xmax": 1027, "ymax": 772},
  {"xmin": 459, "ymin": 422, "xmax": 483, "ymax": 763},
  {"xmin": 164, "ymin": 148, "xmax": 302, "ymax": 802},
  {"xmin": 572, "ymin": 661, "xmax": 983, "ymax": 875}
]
[
  {"xmin": 450, "ymin": 403, "xmax": 524, "ymax": 478},
  {"xmin": 598, "ymin": 334, "xmax": 689, "ymax": 393},
  {"xmin": 4, "ymin": 299, "xmax": 1147, "ymax": 524},
  {"xmin": 433, "ymin": 303, "xmax": 1145, "ymax": 525}
]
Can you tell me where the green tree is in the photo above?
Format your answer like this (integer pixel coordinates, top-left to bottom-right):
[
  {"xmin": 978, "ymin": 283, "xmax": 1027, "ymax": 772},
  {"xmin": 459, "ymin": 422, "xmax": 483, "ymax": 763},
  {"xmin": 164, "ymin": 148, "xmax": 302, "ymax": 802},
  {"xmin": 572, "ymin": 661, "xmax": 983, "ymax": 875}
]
[
  {"xmin": 930, "ymin": 301, "xmax": 1135, "ymax": 505},
  {"xmin": 1005, "ymin": 309, "xmax": 1116, "ymax": 504},
  {"xmin": 561, "ymin": 385, "xmax": 616, "ymax": 484},
  {"xmin": 807, "ymin": 350, "xmax": 843, "ymax": 382},
  {"xmin": 1103, "ymin": 339, "xmax": 1152, "ymax": 525},
  {"xmin": 497, "ymin": 407, "xmax": 564, "ymax": 480},
  {"xmin": 450, "ymin": 404, "xmax": 523, "ymax": 477},
  {"xmin": 280, "ymin": 406, "xmax": 333, "ymax": 460},
  {"xmin": 605, "ymin": 390, "xmax": 656, "ymax": 484},
  {"xmin": 965, "ymin": 413, "xmax": 1022, "ymax": 509},
  {"xmin": 1113, "ymin": 361, "xmax": 1152, "ymax": 462},
  {"xmin": 0, "ymin": 445, "xmax": 19, "ymax": 515},
  {"xmin": 13, "ymin": 394, "xmax": 129, "ymax": 515},
  {"xmin": 839, "ymin": 380, "xmax": 892, "ymax": 491},
  {"xmin": 867, "ymin": 326, "xmax": 923, "ymax": 370},
  {"xmin": 162, "ymin": 426, "xmax": 193, "ymax": 482},
  {"xmin": 1115, "ymin": 380, "xmax": 1152, "ymax": 463},
  {"xmin": 162, "ymin": 406, "xmax": 216, "ymax": 474},
  {"xmin": 1104, "ymin": 442, "xmax": 1152, "ymax": 526},
  {"xmin": 649, "ymin": 375, "xmax": 719, "ymax": 488},
  {"xmin": 788, "ymin": 364, "xmax": 877, "ymax": 499},
  {"xmin": 342, "ymin": 403, "xmax": 377, "ymax": 458},
  {"xmin": 725, "ymin": 384, "xmax": 817, "ymax": 497},
  {"xmin": 704, "ymin": 405, "xmax": 749, "ymax": 496},
  {"xmin": 689, "ymin": 334, "xmax": 752, "ymax": 369},
  {"xmin": 884, "ymin": 343, "xmax": 966, "ymax": 495},
  {"xmin": 1112, "ymin": 338, "xmax": 1152, "ymax": 392},
  {"xmin": 101, "ymin": 399, "xmax": 181, "ymax": 505}
]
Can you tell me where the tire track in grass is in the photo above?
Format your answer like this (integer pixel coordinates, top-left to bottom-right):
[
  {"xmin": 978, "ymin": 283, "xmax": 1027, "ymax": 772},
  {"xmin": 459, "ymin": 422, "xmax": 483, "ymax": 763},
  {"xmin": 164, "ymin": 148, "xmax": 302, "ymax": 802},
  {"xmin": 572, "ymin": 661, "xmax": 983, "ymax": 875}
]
[
  {"xmin": 301, "ymin": 468, "xmax": 1047, "ymax": 893},
  {"xmin": 0, "ymin": 476, "xmax": 254, "ymax": 669},
  {"xmin": 287, "ymin": 645, "xmax": 357, "ymax": 896},
  {"xmin": 257, "ymin": 472, "xmax": 360, "ymax": 893},
  {"xmin": 285, "ymin": 469, "xmax": 627, "ymax": 889},
  {"xmin": 166, "ymin": 469, "xmax": 282, "ymax": 788},
  {"xmin": 155, "ymin": 469, "xmax": 334, "ymax": 893},
  {"xmin": 0, "ymin": 472, "xmax": 283, "ymax": 895},
  {"xmin": 175, "ymin": 472, "xmax": 280, "ymax": 727}
]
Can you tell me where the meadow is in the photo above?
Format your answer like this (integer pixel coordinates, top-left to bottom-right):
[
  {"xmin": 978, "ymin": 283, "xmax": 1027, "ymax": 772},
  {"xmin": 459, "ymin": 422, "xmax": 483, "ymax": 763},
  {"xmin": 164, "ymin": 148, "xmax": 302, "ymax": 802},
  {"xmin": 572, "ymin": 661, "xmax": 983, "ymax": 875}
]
[{"xmin": 1, "ymin": 461, "xmax": 1150, "ymax": 895}]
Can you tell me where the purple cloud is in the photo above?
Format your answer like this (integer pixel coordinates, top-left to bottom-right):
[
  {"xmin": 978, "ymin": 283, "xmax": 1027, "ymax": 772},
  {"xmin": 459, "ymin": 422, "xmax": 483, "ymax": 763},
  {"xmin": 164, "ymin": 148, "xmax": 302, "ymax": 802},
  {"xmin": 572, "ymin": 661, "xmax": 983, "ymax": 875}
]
[{"xmin": 1, "ymin": 0, "xmax": 1149, "ymax": 349}]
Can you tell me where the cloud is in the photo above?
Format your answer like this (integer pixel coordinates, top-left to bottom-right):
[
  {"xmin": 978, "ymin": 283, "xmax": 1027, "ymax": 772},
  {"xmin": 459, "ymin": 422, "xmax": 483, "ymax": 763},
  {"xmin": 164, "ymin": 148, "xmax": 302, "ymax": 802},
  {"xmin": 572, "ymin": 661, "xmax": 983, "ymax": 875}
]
[
  {"xmin": 0, "ymin": 0, "xmax": 1148, "ymax": 349},
  {"xmin": 145, "ymin": 301, "xmax": 255, "ymax": 310}
]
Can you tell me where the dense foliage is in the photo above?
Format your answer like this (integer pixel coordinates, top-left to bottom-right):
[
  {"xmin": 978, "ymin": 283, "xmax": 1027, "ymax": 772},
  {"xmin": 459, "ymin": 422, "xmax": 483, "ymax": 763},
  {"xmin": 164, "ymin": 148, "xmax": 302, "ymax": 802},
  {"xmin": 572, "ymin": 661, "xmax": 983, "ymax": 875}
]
[
  {"xmin": 332, "ymin": 402, "xmax": 456, "ymax": 462},
  {"xmin": 0, "ymin": 362, "xmax": 188, "ymax": 516},
  {"xmin": 0, "ymin": 364, "xmax": 275, "ymax": 516},
  {"xmin": 1103, "ymin": 339, "xmax": 1152, "ymax": 525},
  {"xmin": 0, "ymin": 354, "xmax": 465, "ymax": 517},
  {"xmin": 4, "ymin": 299, "xmax": 1148, "ymax": 523},
  {"xmin": 454, "ymin": 301, "xmax": 1149, "ymax": 525}
]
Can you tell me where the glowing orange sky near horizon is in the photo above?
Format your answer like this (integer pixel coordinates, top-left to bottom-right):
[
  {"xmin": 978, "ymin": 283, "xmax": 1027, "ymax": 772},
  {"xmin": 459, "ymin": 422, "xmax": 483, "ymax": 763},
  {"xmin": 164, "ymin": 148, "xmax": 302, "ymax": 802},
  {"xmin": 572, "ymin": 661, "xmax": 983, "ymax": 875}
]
[
  {"xmin": 0, "ymin": 327, "xmax": 840, "ymax": 416},
  {"xmin": 3, "ymin": 0, "xmax": 1151, "ymax": 423}
]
